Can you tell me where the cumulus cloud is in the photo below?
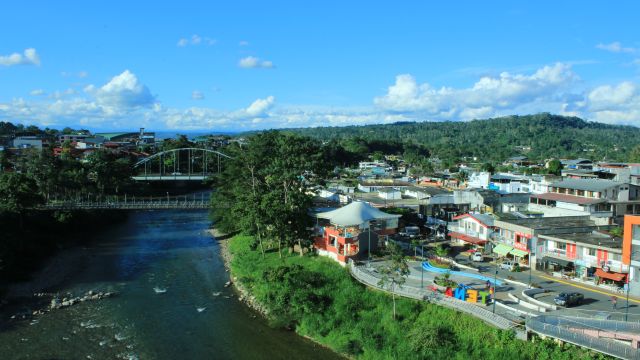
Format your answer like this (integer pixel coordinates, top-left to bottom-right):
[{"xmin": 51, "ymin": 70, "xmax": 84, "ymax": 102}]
[
  {"xmin": 238, "ymin": 56, "xmax": 274, "ymax": 69},
  {"xmin": 4, "ymin": 62, "xmax": 640, "ymax": 131},
  {"xmin": 191, "ymin": 90, "xmax": 205, "ymax": 100},
  {"xmin": 244, "ymin": 96, "xmax": 275, "ymax": 116},
  {"xmin": 596, "ymin": 41, "xmax": 637, "ymax": 54},
  {"xmin": 0, "ymin": 48, "xmax": 40, "ymax": 67},
  {"xmin": 374, "ymin": 63, "xmax": 578, "ymax": 120},
  {"xmin": 96, "ymin": 70, "xmax": 155, "ymax": 109}
]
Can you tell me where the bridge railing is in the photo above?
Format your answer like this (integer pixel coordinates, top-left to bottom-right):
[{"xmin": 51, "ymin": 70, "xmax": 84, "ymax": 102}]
[
  {"xmin": 526, "ymin": 315, "xmax": 640, "ymax": 360},
  {"xmin": 349, "ymin": 263, "xmax": 516, "ymax": 330},
  {"xmin": 41, "ymin": 200, "xmax": 210, "ymax": 210}
]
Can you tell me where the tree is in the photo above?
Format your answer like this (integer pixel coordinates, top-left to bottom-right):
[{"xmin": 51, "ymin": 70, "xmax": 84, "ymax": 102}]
[
  {"xmin": 211, "ymin": 131, "xmax": 330, "ymax": 258},
  {"xmin": 435, "ymin": 244, "xmax": 449, "ymax": 259},
  {"xmin": 480, "ymin": 162, "xmax": 495, "ymax": 174},
  {"xmin": 377, "ymin": 242, "xmax": 409, "ymax": 320},
  {"xmin": 547, "ymin": 159, "xmax": 563, "ymax": 175},
  {"xmin": 0, "ymin": 172, "xmax": 43, "ymax": 228}
]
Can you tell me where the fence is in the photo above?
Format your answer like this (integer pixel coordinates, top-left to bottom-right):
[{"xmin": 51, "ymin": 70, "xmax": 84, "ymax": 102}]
[
  {"xmin": 41, "ymin": 200, "xmax": 210, "ymax": 210},
  {"xmin": 527, "ymin": 315, "xmax": 640, "ymax": 360},
  {"xmin": 349, "ymin": 264, "xmax": 516, "ymax": 330}
]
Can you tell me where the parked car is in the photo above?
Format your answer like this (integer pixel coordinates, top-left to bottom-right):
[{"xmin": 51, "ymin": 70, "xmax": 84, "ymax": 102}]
[
  {"xmin": 554, "ymin": 292, "xmax": 584, "ymax": 307},
  {"xmin": 472, "ymin": 252, "xmax": 484, "ymax": 262},
  {"xmin": 500, "ymin": 261, "xmax": 517, "ymax": 271}
]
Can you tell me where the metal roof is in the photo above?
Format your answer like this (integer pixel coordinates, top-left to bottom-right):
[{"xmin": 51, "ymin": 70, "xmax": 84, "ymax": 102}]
[
  {"xmin": 313, "ymin": 201, "xmax": 400, "ymax": 226},
  {"xmin": 532, "ymin": 192, "xmax": 605, "ymax": 205},
  {"xmin": 550, "ymin": 179, "xmax": 624, "ymax": 192}
]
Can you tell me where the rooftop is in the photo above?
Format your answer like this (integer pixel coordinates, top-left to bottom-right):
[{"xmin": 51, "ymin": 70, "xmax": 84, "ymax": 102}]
[
  {"xmin": 540, "ymin": 231, "xmax": 622, "ymax": 249},
  {"xmin": 532, "ymin": 192, "xmax": 606, "ymax": 205},
  {"xmin": 550, "ymin": 178, "xmax": 624, "ymax": 192},
  {"xmin": 494, "ymin": 216, "xmax": 596, "ymax": 230}
]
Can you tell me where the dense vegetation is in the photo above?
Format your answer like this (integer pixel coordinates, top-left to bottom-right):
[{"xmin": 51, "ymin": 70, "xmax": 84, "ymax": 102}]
[
  {"xmin": 210, "ymin": 131, "xmax": 333, "ymax": 257},
  {"xmin": 0, "ymin": 149, "xmax": 134, "ymax": 284},
  {"xmin": 228, "ymin": 235, "xmax": 602, "ymax": 360},
  {"xmin": 285, "ymin": 113, "xmax": 640, "ymax": 165}
]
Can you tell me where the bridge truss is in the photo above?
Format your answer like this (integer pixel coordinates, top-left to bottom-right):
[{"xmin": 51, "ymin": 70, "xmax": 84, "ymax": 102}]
[{"xmin": 132, "ymin": 148, "xmax": 231, "ymax": 181}]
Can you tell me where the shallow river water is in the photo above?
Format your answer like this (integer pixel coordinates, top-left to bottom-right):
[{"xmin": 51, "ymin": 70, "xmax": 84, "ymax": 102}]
[{"xmin": 0, "ymin": 210, "xmax": 338, "ymax": 359}]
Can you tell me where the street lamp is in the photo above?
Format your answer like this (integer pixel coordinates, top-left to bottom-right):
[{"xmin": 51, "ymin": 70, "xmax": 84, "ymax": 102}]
[
  {"xmin": 625, "ymin": 250, "xmax": 640, "ymax": 322},
  {"xmin": 368, "ymin": 220, "xmax": 376, "ymax": 267},
  {"xmin": 421, "ymin": 241, "xmax": 425, "ymax": 289}
]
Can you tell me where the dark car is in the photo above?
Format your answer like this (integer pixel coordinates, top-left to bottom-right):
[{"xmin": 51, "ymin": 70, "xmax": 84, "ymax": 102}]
[{"xmin": 554, "ymin": 292, "xmax": 584, "ymax": 307}]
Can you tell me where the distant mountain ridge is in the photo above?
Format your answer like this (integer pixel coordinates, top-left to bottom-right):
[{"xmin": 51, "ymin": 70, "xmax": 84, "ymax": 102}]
[{"xmin": 285, "ymin": 113, "xmax": 640, "ymax": 162}]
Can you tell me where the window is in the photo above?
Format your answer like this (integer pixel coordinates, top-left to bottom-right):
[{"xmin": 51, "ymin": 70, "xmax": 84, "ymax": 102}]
[
  {"xmin": 329, "ymin": 235, "xmax": 337, "ymax": 248},
  {"xmin": 556, "ymin": 242, "xmax": 567, "ymax": 251},
  {"xmin": 586, "ymin": 248, "xmax": 596, "ymax": 256}
]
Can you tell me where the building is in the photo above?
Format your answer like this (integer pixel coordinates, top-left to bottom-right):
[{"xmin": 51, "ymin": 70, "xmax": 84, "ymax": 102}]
[
  {"xmin": 447, "ymin": 213, "xmax": 495, "ymax": 248},
  {"xmin": 623, "ymin": 215, "xmax": 640, "ymax": 297},
  {"xmin": 488, "ymin": 173, "xmax": 527, "ymax": 193},
  {"xmin": 357, "ymin": 179, "xmax": 411, "ymax": 193},
  {"xmin": 12, "ymin": 136, "xmax": 43, "ymax": 150},
  {"xmin": 403, "ymin": 186, "xmax": 449, "ymax": 200},
  {"xmin": 528, "ymin": 179, "xmax": 639, "ymax": 222},
  {"xmin": 493, "ymin": 216, "xmax": 599, "ymax": 269},
  {"xmin": 311, "ymin": 202, "xmax": 401, "ymax": 265},
  {"xmin": 467, "ymin": 172, "xmax": 491, "ymax": 189},
  {"xmin": 561, "ymin": 158, "xmax": 593, "ymax": 170},
  {"xmin": 378, "ymin": 188, "xmax": 402, "ymax": 200},
  {"xmin": 539, "ymin": 230, "xmax": 625, "ymax": 281}
]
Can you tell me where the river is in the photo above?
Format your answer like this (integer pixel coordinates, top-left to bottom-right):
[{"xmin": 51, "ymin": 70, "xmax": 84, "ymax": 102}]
[{"xmin": 0, "ymin": 210, "xmax": 339, "ymax": 359}]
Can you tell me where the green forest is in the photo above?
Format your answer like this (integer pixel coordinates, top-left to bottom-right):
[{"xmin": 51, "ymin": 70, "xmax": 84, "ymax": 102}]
[{"xmin": 285, "ymin": 113, "xmax": 640, "ymax": 164}]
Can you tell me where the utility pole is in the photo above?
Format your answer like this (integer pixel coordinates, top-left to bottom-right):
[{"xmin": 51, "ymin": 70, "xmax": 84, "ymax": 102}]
[{"xmin": 626, "ymin": 250, "xmax": 639, "ymax": 321}]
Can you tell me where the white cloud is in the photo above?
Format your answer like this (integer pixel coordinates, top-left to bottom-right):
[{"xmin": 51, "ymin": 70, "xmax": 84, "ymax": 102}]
[
  {"xmin": 4, "ymin": 62, "xmax": 640, "ymax": 131},
  {"xmin": 29, "ymin": 89, "xmax": 45, "ymax": 96},
  {"xmin": 96, "ymin": 70, "xmax": 155, "ymax": 109},
  {"xmin": 0, "ymin": 48, "xmax": 40, "ymax": 67},
  {"xmin": 177, "ymin": 34, "xmax": 216, "ymax": 47},
  {"xmin": 238, "ymin": 56, "xmax": 275, "ymax": 69},
  {"xmin": 239, "ymin": 40, "xmax": 249, "ymax": 46},
  {"xmin": 596, "ymin": 41, "xmax": 637, "ymax": 54},
  {"xmin": 244, "ymin": 96, "xmax": 275, "ymax": 116},
  {"xmin": 374, "ymin": 63, "xmax": 578, "ymax": 120},
  {"xmin": 191, "ymin": 90, "xmax": 205, "ymax": 100}
]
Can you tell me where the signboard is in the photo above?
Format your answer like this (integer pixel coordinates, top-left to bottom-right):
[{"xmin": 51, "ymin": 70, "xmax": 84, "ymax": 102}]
[{"xmin": 513, "ymin": 241, "xmax": 528, "ymax": 251}]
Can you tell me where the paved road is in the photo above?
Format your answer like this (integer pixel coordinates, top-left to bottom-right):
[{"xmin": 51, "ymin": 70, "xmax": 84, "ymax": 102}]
[{"xmin": 453, "ymin": 251, "xmax": 640, "ymax": 321}]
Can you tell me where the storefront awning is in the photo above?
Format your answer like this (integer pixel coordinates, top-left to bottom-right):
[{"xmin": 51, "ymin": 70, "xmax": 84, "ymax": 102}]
[
  {"xmin": 493, "ymin": 244, "xmax": 513, "ymax": 256},
  {"xmin": 510, "ymin": 248, "xmax": 529, "ymax": 257},
  {"xmin": 595, "ymin": 268, "xmax": 627, "ymax": 282},
  {"xmin": 449, "ymin": 231, "xmax": 488, "ymax": 245},
  {"xmin": 542, "ymin": 256, "xmax": 573, "ymax": 267}
]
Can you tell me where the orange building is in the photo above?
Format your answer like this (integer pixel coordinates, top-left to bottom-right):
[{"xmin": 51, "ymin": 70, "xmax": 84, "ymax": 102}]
[
  {"xmin": 311, "ymin": 202, "xmax": 401, "ymax": 265},
  {"xmin": 623, "ymin": 215, "xmax": 640, "ymax": 296}
]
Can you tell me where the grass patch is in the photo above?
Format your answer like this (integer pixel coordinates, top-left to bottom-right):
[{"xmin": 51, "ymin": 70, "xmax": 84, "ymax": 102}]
[{"xmin": 228, "ymin": 235, "xmax": 605, "ymax": 359}]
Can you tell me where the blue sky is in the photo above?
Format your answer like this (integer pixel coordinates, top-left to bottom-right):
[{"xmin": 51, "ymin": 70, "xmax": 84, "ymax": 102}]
[{"xmin": 1, "ymin": 1, "xmax": 639, "ymax": 131}]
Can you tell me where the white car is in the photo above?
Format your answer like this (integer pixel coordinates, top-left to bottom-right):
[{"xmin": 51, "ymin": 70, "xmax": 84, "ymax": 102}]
[
  {"xmin": 500, "ymin": 261, "xmax": 517, "ymax": 271},
  {"xmin": 472, "ymin": 252, "xmax": 483, "ymax": 262}
]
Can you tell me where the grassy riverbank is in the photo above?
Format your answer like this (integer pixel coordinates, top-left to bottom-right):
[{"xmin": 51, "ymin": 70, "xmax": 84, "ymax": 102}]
[{"xmin": 227, "ymin": 235, "xmax": 603, "ymax": 360}]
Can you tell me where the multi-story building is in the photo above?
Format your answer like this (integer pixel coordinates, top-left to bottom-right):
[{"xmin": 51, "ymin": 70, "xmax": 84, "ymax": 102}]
[
  {"xmin": 538, "ymin": 231, "xmax": 625, "ymax": 281},
  {"xmin": 623, "ymin": 215, "xmax": 640, "ymax": 297},
  {"xmin": 528, "ymin": 179, "xmax": 639, "ymax": 223},
  {"xmin": 311, "ymin": 201, "xmax": 400, "ymax": 265},
  {"xmin": 493, "ymin": 216, "xmax": 599, "ymax": 268},
  {"xmin": 447, "ymin": 213, "xmax": 495, "ymax": 248}
]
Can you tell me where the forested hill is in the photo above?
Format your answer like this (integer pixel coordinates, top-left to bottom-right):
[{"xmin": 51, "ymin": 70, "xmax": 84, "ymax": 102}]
[{"xmin": 286, "ymin": 113, "xmax": 640, "ymax": 163}]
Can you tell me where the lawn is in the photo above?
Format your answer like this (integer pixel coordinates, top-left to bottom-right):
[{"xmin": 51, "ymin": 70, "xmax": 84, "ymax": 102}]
[{"xmin": 228, "ymin": 235, "xmax": 604, "ymax": 359}]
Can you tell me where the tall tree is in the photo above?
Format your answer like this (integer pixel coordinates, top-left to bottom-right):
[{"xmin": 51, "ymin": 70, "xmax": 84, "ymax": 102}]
[{"xmin": 377, "ymin": 242, "xmax": 409, "ymax": 320}]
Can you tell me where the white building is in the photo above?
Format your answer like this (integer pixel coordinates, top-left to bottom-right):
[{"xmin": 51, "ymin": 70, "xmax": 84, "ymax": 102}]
[
  {"xmin": 378, "ymin": 188, "xmax": 402, "ymax": 200},
  {"xmin": 467, "ymin": 172, "xmax": 491, "ymax": 189}
]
